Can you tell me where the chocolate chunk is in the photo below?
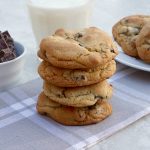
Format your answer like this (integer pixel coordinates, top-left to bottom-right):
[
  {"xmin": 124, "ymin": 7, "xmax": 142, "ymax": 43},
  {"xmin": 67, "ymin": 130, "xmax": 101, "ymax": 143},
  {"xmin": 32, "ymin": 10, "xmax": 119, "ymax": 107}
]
[
  {"xmin": 74, "ymin": 75, "xmax": 86, "ymax": 81},
  {"xmin": 94, "ymin": 96, "xmax": 104, "ymax": 99},
  {"xmin": 2, "ymin": 31, "xmax": 12, "ymax": 42},
  {"xmin": 0, "ymin": 31, "xmax": 17, "ymax": 63},
  {"xmin": 2, "ymin": 31, "xmax": 16, "ymax": 53},
  {"xmin": 0, "ymin": 35, "xmax": 8, "ymax": 50},
  {"xmin": 79, "ymin": 43, "xmax": 84, "ymax": 47},
  {"xmin": 0, "ymin": 48, "xmax": 16, "ymax": 62},
  {"xmin": 110, "ymin": 48, "xmax": 115, "ymax": 53},
  {"xmin": 0, "ymin": 50, "xmax": 4, "ymax": 58},
  {"xmin": 74, "ymin": 33, "xmax": 83, "ymax": 40},
  {"xmin": 76, "ymin": 33, "xmax": 83, "ymax": 38}
]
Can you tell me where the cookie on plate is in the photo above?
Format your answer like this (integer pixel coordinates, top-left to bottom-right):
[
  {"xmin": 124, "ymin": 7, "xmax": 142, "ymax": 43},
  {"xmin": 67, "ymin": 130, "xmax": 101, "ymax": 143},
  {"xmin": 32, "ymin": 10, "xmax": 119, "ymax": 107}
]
[
  {"xmin": 43, "ymin": 80, "xmax": 113, "ymax": 107},
  {"xmin": 112, "ymin": 15, "xmax": 150, "ymax": 56},
  {"xmin": 38, "ymin": 60, "xmax": 116, "ymax": 87},
  {"xmin": 37, "ymin": 92, "xmax": 112, "ymax": 126},
  {"xmin": 38, "ymin": 27, "xmax": 118, "ymax": 69},
  {"xmin": 136, "ymin": 23, "xmax": 150, "ymax": 63}
]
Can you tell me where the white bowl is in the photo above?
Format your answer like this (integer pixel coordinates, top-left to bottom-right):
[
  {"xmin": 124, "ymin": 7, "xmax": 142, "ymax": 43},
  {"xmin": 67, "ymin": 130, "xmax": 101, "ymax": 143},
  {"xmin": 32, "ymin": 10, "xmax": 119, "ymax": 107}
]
[{"xmin": 0, "ymin": 41, "xmax": 26, "ymax": 89}]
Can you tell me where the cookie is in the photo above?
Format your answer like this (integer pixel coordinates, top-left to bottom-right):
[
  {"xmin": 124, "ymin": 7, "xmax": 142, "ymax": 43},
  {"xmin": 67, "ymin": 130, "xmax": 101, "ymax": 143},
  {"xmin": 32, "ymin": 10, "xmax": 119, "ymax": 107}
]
[
  {"xmin": 38, "ymin": 60, "xmax": 116, "ymax": 87},
  {"xmin": 43, "ymin": 80, "xmax": 113, "ymax": 107},
  {"xmin": 112, "ymin": 15, "xmax": 150, "ymax": 56},
  {"xmin": 36, "ymin": 92, "xmax": 112, "ymax": 126},
  {"xmin": 136, "ymin": 23, "xmax": 150, "ymax": 63},
  {"xmin": 38, "ymin": 27, "xmax": 118, "ymax": 69}
]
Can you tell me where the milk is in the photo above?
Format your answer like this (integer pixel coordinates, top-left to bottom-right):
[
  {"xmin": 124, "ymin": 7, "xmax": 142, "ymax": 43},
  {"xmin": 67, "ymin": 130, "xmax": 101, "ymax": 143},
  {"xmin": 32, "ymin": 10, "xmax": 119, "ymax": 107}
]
[
  {"xmin": 29, "ymin": 0, "xmax": 87, "ymax": 8},
  {"xmin": 27, "ymin": 0, "xmax": 95, "ymax": 45}
]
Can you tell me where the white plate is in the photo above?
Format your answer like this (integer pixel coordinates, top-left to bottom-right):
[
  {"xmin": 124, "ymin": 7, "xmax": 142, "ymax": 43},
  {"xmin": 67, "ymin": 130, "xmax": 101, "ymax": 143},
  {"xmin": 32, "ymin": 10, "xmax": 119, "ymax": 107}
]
[{"xmin": 115, "ymin": 46, "xmax": 150, "ymax": 72}]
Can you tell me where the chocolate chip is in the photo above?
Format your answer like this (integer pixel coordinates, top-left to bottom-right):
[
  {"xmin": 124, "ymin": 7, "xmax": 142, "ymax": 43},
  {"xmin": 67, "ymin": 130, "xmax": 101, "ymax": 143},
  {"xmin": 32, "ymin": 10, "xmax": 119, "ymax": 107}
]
[
  {"xmin": 110, "ymin": 48, "xmax": 115, "ymax": 53},
  {"xmin": 79, "ymin": 43, "xmax": 83, "ymax": 47},
  {"xmin": 43, "ymin": 112, "xmax": 48, "ymax": 116},
  {"xmin": 94, "ymin": 96, "xmax": 104, "ymax": 99},
  {"xmin": 74, "ymin": 33, "xmax": 83, "ymax": 41},
  {"xmin": 62, "ymin": 90, "xmax": 66, "ymax": 98},
  {"xmin": 147, "ymin": 47, "xmax": 150, "ymax": 51},
  {"xmin": 76, "ymin": 33, "xmax": 83, "ymax": 38},
  {"xmin": 56, "ymin": 94, "xmax": 63, "ymax": 98},
  {"xmin": 88, "ymin": 105, "xmax": 95, "ymax": 110},
  {"xmin": 80, "ymin": 75, "xmax": 85, "ymax": 80},
  {"xmin": 74, "ymin": 75, "xmax": 85, "ymax": 81},
  {"xmin": 124, "ymin": 19, "xmax": 129, "ymax": 23}
]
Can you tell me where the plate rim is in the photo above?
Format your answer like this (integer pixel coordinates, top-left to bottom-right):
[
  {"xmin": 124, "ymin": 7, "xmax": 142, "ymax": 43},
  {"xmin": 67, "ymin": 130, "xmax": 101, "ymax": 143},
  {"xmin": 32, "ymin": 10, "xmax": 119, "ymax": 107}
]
[{"xmin": 116, "ymin": 47, "xmax": 150, "ymax": 72}]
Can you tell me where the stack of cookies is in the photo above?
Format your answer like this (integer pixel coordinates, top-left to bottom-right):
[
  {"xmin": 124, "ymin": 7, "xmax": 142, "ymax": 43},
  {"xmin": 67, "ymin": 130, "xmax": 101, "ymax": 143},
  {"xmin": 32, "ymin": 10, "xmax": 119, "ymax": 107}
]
[
  {"xmin": 36, "ymin": 27, "xmax": 118, "ymax": 126},
  {"xmin": 112, "ymin": 15, "xmax": 150, "ymax": 63}
]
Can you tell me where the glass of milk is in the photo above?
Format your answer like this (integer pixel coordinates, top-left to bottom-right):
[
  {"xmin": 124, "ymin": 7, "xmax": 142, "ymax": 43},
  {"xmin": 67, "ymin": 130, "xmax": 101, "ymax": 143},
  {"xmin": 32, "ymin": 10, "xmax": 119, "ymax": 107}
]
[{"xmin": 27, "ymin": 0, "xmax": 95, "ymax": 45}]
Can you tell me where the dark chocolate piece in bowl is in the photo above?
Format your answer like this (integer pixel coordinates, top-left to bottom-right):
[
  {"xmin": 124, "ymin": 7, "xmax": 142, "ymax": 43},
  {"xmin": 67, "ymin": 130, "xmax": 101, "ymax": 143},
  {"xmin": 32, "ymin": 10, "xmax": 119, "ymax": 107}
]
[
  {"xmin": 2, "ymin": 31, "xmax": 16, "ymax": 53},
  {"xmin": 0, "ymin": 31, "xmax": 17, "ymax": 63},
  {"xmin": 0, "ymin": 35, "xmax": 8, "ymax": 50},
  {"xmin": 0, "ymin": 49, "xmax": 16, "ymax": 63},
  {"xmin": 0, "ymin": 50, "xmax": 5, "ymax": 58}
]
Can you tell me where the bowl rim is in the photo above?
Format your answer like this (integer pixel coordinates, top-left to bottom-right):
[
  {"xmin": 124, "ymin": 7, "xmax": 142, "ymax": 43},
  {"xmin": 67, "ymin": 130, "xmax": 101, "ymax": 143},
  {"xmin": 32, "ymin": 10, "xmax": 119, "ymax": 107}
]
[{"xmin": 0, "ymin": 41, "xmax": 26, "ymax": 66}]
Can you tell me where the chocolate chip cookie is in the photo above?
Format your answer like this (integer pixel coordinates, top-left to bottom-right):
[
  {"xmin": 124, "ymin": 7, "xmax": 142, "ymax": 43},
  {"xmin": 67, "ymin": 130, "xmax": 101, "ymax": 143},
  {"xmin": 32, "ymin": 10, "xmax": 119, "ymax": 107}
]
[
  {"xmin": 38, "ymin": 60, "xmax": 116, "ymax": 87},
  {"xmin": 43, "ymin": 80, "xmax": 113, "ymax": 107},
  {"xmin": 38, "ymin": 27, "xmax": 118, "ymax": 69},
  {"xmin": 37, "ymin": 92, "xmax": 112, "ymax": 126},
  {"xmin": 112, "ymin": 15, "xmax": 150, "ymax": 57}
]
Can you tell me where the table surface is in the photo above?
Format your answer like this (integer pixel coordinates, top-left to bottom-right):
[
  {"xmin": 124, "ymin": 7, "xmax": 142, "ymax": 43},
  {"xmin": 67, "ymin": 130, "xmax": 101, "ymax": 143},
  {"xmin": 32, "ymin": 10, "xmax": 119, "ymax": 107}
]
[{"xmin": 0, "ymin": 0, "xmax": 150, "ymax": 150}]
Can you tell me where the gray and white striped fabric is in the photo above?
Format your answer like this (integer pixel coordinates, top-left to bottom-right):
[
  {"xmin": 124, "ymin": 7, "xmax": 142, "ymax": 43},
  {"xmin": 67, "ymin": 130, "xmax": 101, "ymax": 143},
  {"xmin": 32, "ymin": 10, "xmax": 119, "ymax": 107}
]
[{"xmin": 0, "ymin": 63, "xmax": 150, "ymax": 150}]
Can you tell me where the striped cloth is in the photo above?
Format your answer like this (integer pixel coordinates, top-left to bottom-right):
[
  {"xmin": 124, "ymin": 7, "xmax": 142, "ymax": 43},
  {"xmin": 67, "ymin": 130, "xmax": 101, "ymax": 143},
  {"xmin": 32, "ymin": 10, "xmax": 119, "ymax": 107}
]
[{"xmin": 0, "ymin": 63, "xmax": 150, "ymax": 150}]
